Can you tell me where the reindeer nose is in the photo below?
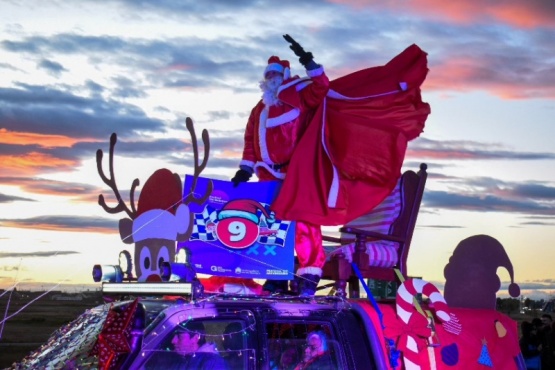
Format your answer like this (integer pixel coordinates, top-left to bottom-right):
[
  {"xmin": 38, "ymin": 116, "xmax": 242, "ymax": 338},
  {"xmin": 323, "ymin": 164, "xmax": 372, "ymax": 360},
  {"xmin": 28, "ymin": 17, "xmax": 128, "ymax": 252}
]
[{"xmin": 146, "ymin": 274, "xmax": 162, "ymax": 282}]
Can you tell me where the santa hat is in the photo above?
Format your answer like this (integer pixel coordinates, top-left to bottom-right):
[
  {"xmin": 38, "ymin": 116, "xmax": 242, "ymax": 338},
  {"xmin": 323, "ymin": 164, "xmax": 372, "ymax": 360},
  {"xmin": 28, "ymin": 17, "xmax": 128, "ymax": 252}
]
[
  {"xmin": 218, "ymin": 199, "xmax": 275, "ymax": 224},
  {"xmin": 264, "ymin": 56, "xmax": 291, "ymax": 80},
  {"xmin": 132, "ymin": 168, "xmax": 189, "ymax": 242}
]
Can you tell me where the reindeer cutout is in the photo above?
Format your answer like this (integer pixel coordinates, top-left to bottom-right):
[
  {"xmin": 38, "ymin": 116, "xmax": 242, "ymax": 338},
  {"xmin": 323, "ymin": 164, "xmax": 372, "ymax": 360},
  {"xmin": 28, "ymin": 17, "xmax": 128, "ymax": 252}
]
[{"xmin": 97, "ymin": 118, "xmax": 213, "ymax": 282}]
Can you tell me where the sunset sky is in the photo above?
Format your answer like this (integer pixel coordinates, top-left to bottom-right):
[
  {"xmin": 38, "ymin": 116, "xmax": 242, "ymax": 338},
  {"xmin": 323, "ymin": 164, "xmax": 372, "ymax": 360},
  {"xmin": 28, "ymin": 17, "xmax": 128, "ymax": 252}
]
[{"xmin": 1, "ymin": 1, "xmax": 554, "ymax": 300}]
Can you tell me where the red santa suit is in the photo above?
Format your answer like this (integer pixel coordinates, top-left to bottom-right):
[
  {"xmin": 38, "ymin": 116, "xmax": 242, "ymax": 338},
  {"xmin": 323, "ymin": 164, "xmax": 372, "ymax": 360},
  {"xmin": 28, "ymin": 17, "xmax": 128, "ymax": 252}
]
[
  {"xmin": 240, "ymin": 59, "xmax": 330, "ymax": 277},
  {"xmin": 272, "ymin": 44, "xmax": 431, "ymax": 226}
]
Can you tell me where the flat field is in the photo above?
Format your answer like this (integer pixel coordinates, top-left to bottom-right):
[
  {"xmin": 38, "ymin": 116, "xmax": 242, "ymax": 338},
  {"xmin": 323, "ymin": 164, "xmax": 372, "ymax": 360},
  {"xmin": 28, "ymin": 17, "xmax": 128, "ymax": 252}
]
[{"xmin": 0, "ymin": 292, "xmax": 102, "ymax": 369}]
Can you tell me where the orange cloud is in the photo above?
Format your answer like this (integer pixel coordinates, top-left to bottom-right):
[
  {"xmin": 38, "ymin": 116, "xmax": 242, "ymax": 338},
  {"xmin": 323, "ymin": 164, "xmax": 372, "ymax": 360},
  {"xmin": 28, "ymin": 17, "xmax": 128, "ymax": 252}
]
[
  {"xmin": 0, "ymin": 129, "xmax": 82, "ymax": 147},
  {"xmin": 0, "ymin": 153, "xmax": 79, "ymax": 177},
  {"xmin": 328, "ymin": 0, "xmax": 555, "ymax": 29},
  {"xmin": 216, "ymin": 149, "xmax": 240, "ymax": 158},
  {"xmin": 423, "ymin": 58, "xmax": 555, "ymax": 99}
]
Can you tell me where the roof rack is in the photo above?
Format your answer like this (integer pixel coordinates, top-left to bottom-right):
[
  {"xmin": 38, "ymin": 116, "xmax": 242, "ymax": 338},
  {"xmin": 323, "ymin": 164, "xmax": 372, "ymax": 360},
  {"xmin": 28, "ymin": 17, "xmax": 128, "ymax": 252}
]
[{"xmin": 102, "ymin": 282, "xmax": 192, "ymax": 295}]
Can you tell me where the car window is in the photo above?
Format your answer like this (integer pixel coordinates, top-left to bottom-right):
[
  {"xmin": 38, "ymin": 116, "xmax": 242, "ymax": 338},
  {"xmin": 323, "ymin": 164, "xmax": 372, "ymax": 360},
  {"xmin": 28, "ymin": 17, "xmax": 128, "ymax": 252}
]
[
  {"xmin": 141, "ymin": 319, "xmax": 255, "ymax": 370},
  {"xmin": 265, "ymin": 321, "xmax": 344, "ymax": 370}
]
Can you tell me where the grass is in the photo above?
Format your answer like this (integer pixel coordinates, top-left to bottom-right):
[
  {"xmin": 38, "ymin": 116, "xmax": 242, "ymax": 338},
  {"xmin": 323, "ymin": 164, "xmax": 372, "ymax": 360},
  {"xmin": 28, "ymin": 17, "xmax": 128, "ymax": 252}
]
[{"xmin": 0, "ymin": 291, "xmax": 102, "ymax": 369}]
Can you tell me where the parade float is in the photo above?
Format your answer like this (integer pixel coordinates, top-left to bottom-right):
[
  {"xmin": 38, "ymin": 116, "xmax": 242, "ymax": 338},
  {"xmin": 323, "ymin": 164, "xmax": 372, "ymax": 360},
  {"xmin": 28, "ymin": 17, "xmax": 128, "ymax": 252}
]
[
  {"xmin": 10, "ymin": 118, "xmax": 525, "ymax": 370},
  {"xmin": 10, "ymin": 39, "xmax": 526, "ymax": 369}
]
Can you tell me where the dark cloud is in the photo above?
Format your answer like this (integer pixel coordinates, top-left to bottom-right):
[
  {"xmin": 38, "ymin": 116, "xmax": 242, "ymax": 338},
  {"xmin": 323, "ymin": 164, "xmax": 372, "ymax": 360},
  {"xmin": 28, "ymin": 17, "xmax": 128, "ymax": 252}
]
[
  {"xmin": 85, "ymin": 80, "xmax": 104, "ymax": 95},
  {"xmin": 512, "ymin": 183, "xmax": 555, "ymax": 199},
  {"xmin": 202, "ymin": 110, "xmax": 234, "ymax": 122},
  {"xmin": 0, "ymin": 62, "xmax": 22, "ymax": 71},
  {"xmin": 424, "ymin": 190, "xmax": 555, "ymax": 215},
  {"xmin": 37, "ymin": 59, "xmax": 67, "ymax": 77},
  {"xmin": 0, "ymin": 192, "xmax": 35, "ymax": 203},
  {"xmin": 513, "ymin": 281, "xmax": 555, "ymax": 291},
  {"xmin": 0, "ymin": 251, "xmax": 80, "ymax": 258},
  {"xmin": 1, "ymin": 33, "xmax": 261, "ymax": 91},
  {"xmin": 519, "ymin": 221, "xmax": 555, "ymax": 226},
  {"xmin": 0, "ymin": 83, "xmax": 166, "ymax": 138},
  {"xmin": 410, "ymin": 138, "xmax": 555, "ymax": 161},
  {"xmin": 0, "ymin": 177, "xmax": 99, "ymax": 197},
  {"xmin": 111, "ymin": 76, "xmax": 147, "ymax": 98},
  {"xmin": 2, "ymin": 1, "xmax": 553, "ymax": 99},
  {"xmin": 2, "ymin": 34, "xmax": 127, "ymax": 55}
]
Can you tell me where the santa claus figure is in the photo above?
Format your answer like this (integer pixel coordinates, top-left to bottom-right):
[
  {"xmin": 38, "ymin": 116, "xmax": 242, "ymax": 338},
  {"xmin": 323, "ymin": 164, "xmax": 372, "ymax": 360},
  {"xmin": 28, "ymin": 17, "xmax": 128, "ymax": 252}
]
[
  {"xmin": 231, "ymin": 35, "xmax": 328, "ymax": 296},
  {"xmin": 232, "ymin": 35, "xmax": 430, "ymax": 296}
]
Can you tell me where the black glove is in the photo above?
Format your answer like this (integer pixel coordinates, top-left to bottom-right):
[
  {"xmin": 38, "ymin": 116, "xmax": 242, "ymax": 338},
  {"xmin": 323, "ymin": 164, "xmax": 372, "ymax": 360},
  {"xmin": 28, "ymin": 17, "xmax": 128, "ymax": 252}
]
[
  {"xmin": 231, "ymin": 169, "xmax": 252, "ymax": 187},
  {"xmin": 283, "ymin": 34, "xmax": 314, "ymax": 67}
]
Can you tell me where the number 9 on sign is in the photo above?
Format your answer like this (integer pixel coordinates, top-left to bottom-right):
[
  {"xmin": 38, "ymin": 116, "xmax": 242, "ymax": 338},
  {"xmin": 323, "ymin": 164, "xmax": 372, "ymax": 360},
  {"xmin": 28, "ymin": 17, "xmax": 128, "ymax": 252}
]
[
  {"xmin": 228, "ymin": 221, "xmax": 246, "ymax": 241},
  {"xmin": 216, "ymin": 218, "xmax": 260, "ymax": 249}
]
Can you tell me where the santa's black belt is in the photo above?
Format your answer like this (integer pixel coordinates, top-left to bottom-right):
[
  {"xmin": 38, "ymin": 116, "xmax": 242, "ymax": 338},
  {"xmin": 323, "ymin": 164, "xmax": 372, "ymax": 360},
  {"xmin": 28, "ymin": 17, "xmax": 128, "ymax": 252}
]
[{"xmin": 268, "ymin": 161, "xmax": 289, "ymax": 170}]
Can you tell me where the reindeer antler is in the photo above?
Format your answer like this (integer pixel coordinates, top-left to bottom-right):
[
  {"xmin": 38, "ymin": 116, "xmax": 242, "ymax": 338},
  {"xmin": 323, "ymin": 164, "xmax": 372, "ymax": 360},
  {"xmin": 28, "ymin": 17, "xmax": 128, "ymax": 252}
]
[
  {"xmin": 97, "ymin": 133, "xmax": 139, "ymax": 218},
  {"xmin": 183, "ymin": 117, "xmax": 213, "ymax": 205}
]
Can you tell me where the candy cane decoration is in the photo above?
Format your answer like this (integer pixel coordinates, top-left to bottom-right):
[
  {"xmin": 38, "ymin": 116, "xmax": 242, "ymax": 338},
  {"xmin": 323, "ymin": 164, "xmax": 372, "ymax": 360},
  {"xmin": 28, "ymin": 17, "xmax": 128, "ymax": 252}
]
[{"xmin": 396, "ymin": 278, "xmax": 450, "ymax": 370}]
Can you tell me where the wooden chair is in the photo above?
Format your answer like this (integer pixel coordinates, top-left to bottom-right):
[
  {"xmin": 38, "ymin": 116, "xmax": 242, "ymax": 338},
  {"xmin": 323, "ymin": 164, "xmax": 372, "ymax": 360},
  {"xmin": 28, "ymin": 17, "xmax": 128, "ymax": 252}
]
[{"xmin": 321, "ymin": 163, "xmax": 428, "ymax": 297}]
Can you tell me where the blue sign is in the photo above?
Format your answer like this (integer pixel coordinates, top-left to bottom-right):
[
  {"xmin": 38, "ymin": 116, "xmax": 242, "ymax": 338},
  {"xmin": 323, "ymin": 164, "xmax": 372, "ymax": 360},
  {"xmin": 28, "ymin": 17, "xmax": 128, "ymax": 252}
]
[{"xmin": 179, "ymin": 176, "xmax": 295, "ymax": 280}]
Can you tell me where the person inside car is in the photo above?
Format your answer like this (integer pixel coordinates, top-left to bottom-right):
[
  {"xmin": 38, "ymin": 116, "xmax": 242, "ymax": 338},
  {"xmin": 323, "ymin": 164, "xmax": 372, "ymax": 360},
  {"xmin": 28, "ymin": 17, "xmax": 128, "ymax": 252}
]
[
  {"xmin": 146, "ymin": 321, "xmax": 228, "ymax": 369},
  {"xmin": 294, "ymin": 330, "xmax": 334, "ymax": 370}
]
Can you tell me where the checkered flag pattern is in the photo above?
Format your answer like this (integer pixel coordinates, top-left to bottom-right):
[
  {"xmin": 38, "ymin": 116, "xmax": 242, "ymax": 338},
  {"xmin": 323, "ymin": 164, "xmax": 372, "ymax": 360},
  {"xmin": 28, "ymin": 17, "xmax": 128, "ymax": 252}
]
[
  {"xmin": 190, "ymin": 205, "xmax": 218, "ymax": 241},
  {"xmin": 257, "ymin": 203, "xmax": 291, "ymax": 247},
  {"xmin": 258, "ymin": 219, "xmax": 291, "ymax": 247}
]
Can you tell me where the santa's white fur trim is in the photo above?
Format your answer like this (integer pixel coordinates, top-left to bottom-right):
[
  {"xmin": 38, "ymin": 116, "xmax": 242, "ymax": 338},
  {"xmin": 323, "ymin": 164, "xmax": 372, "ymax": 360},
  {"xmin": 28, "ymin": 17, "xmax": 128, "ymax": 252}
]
[
  {"xmin": 218, "ymin": 210, "xmax": 259, "ymax": 223},
  {"xmin": 284, "ymin": 67, "xmax": 291, "ymax": 80},
  {"xmin": 296, "ymin": 80, "xmax": 313, "ymax": 91},
  {"xmin": 306, "ymin": 65, "xmax": 324, "ymax": 78},
  {"xmin": 266, "ymin": 108, "xmax": 300, "ymax": 128},
  {"xmin": 277, "ymin": 77, "xmax": 310, "ymax": 97},
  {"xmin": 133, "ymin": 209, "xmax": 180, "ymax": 242},
  {"xmin": 297, "ymin": 266, "xmax": 323, "ymax": 277},
  {"xmin": 254, "ymin": 162, "xmax": 286, "ymax": 180},
  {"xmin": 264, "ymin": 62, "xmax": 284, "ymax": 77},
  {"xmin": 258, "ymin": 106, "xmax": 272, "ymax": 164},
  {"xmin": 326, "ymin": 86, "xmax": 402, "ymax": 100},
  {"xmin": 240, "ymin": 160, "xmax": 255, "ymax": 169},
  {"xmin": 317, "ymin": 97, "xmax": 339, "ymax": 208}
]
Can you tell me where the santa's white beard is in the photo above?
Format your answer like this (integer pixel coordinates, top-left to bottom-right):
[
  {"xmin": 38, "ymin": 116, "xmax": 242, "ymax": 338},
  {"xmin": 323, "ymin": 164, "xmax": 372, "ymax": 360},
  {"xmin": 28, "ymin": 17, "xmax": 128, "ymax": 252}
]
[{"xmin": 259, "ymin": 75, "xmax": 283, "ymax": 106}]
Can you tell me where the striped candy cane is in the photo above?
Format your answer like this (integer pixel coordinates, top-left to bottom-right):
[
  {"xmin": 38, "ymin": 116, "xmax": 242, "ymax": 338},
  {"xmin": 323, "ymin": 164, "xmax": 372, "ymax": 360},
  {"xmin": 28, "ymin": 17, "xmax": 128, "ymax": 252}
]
[{"xmin": 396, "ymin": 279, "xmax": 450, "ymax": 370}]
